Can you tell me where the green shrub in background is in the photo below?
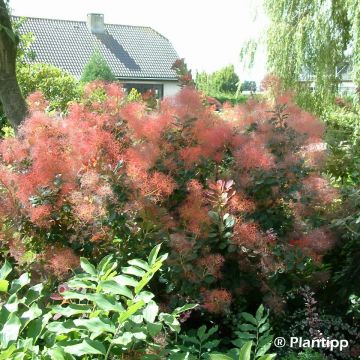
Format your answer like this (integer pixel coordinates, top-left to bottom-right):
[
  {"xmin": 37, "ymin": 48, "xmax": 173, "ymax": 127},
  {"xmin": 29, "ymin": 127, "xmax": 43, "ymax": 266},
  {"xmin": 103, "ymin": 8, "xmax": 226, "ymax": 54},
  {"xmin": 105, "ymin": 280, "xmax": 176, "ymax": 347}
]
[
  {"xmin": 212, "ymin": 93, "xmax": 248, "ymax": 105},
  {"xmin": 283, "ymin": 348, "xmax": 326, "ymax": 360},
  {"xmin": 324, "ymin": 102, "xmax": 360, "ymax": 186},
  {"xmin": 195, "ymin": 65, "xmax": 249, "ymax": 105},
  {"xmin": 17, "ymin": 63, "xmax": 80, "ymax": 113},
  {"xmin": 81, "ymin": 49, "xmax": 116, "ymax": 83},
  {"xmin": 196, "ymin": 65, "xmax": 239, "ymax": 95}
]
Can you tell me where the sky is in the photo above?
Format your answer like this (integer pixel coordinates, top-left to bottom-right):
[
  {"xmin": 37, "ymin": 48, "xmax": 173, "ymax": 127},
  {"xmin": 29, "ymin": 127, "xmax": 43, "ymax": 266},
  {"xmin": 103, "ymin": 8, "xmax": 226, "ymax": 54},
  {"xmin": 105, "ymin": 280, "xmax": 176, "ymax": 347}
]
[{"xmin": 9, "ymin": 0, "xmax": 268, "ymax": 83}]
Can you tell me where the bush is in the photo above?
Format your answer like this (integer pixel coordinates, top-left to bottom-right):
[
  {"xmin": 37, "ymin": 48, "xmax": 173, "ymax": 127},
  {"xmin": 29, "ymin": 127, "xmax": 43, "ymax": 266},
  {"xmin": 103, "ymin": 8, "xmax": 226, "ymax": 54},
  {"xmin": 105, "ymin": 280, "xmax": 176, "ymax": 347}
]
[
  {"xmin": 283, "ymin": 349, "xmax": 326, "ymax": 360},
  {"xmin": 17, "ymin": 62, "xmax": 79, "ymax": 113},
  {"xmin": 0, "ymin": 81, "xmax": 339, "ymax": 331},
  {"xmin": 81, "ymin": 49, "xmax": 116, "ymax": 83},
  {"xmin": 196, "ymin": 65, "xmax": 239, "ymax": 94},
  {"xmin": 323, "ymin": 102, "xmax": 360, "ymax": 185}
]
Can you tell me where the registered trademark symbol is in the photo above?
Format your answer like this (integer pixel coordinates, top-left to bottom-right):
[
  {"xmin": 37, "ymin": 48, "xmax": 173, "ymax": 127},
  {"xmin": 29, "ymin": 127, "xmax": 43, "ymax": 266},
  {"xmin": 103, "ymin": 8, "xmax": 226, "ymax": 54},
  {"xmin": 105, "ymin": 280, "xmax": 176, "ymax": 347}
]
[{"xmin": 274, "ymin": 337, "xmax": 286, "ymax": 347}]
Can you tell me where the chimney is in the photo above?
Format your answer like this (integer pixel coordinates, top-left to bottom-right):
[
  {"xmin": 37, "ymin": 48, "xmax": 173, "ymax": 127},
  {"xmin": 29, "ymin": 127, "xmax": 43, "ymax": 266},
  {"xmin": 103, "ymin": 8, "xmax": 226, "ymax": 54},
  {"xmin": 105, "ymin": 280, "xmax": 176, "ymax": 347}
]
[{"xmin": 87, "ymin": 13, "xmax": 105, "ymax": 34}]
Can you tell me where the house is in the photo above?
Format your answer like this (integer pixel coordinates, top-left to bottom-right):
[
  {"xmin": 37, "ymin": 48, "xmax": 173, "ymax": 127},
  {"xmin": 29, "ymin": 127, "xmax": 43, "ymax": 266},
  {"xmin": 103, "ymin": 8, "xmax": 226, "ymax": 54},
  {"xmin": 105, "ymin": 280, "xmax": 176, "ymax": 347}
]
[
  {"xmin": 299, "ymin": 63, "xmax": 357, "ymax": 95},
  {"xmin": 14, "ymin": 14, "xmax": 180, "ymax": 98},
  {"xmin": 336, "ymin": 64, "xmax": 357, "ymax": 94}
]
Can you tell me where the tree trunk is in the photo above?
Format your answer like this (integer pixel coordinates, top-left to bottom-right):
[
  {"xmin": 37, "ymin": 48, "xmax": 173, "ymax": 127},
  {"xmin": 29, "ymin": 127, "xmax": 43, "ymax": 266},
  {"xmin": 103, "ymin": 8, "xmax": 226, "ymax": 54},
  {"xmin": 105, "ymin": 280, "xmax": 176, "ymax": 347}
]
[{"xmin": 0, "ymin": 0, "xmax": 27, "ymax": 129}]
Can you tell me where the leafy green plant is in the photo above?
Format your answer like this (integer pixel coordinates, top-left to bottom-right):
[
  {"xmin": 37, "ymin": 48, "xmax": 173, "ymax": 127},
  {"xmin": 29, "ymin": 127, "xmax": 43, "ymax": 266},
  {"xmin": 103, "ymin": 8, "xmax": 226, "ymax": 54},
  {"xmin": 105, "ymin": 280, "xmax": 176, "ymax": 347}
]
[
  {"xmin": 81, "ymin": 49, "xmax": 116, "ymax": 83},
  {"xmin": 0, "ymin": 259, "xmax": 50, "ymax": 359},
  {"xmin": 230, "ymin": 305, "xmax": 276, "ymax": 360},
  {"xmin": 282, "ymin": 348, "xmax": 326, "ymax": 360},
  {"xmin": 0, "ymin": 245, "xmax": 196, "ymax": 359},
  {"xmin": 168, "ymin": 325, "xmax": 220, "ymax": 359},
  {"xmin": 348, "ymin": 294, "xmax": 360, "ymax": 320},
  {"xmin": 209, "ymin": 340, "xmax": 275, "ymax": 360},
  {"xmin": 17, "ymin": 62, "xmax": 79, "ymax": 113}
]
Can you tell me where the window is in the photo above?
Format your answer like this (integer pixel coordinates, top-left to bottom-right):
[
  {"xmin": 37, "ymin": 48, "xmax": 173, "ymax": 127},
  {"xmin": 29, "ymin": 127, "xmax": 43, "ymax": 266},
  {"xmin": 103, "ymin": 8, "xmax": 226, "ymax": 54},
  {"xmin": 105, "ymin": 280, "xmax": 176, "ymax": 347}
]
[{"xmin": 123, "ymin": 83, "xmax": 164, "ymax": 99}]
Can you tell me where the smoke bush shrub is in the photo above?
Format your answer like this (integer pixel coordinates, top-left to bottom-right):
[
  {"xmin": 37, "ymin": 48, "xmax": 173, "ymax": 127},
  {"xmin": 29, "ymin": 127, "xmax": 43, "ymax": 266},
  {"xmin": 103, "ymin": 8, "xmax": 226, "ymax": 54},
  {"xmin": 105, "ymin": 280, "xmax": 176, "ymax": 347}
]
[{"xmin": 0, "ymin": 80, "xmax": 339, "ymax": 316}]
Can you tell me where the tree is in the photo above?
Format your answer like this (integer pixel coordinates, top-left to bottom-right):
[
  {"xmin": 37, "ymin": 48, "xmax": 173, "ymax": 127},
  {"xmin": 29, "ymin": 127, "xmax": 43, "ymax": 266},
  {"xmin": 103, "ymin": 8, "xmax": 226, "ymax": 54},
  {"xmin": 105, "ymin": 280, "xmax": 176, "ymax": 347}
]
[
  {"xmin": 212, "ymin": 65, "xmax": 239, "ymax": 93},
  {"xmin": 263, "ymin": 0, "xmax": 360, "ymax": 101},
  {"xmin": 17, "ymin": 63, "xmax": 79, "ymax": 112},
  {"xmin": 195, "ymin": 65, "xmax": 239, "ymax": 95},
  {"xmin": 0, "ymin": 0, "xmax": 27, "ymax": 129},
  {"xmin": 240, "ymin": 80, "xmax": 256, "ymax": 92},
  {"xmin": 81, "ymin": 49, "xmax": 116, "ymax": 83}
]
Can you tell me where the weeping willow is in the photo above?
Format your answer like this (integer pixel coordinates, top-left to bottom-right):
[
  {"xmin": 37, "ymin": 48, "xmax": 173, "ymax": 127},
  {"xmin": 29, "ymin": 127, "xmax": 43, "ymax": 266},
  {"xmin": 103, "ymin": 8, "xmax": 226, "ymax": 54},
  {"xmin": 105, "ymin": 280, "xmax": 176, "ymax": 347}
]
[{"xmin": 263, "ymin": 0, "xmax": 360, "ymax": 105}]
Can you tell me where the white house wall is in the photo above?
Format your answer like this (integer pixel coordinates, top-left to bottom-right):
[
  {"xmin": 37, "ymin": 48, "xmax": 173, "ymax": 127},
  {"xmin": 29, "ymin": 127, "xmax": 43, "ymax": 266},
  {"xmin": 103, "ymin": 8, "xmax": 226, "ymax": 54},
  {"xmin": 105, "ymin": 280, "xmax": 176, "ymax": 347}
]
[
  {"xmin": 163, "ymin": 82, "xmax": 180, "ymax": 97},
  {"xmin": 119, "ymin": 80, "xmax": 180, "ymax": 98}
]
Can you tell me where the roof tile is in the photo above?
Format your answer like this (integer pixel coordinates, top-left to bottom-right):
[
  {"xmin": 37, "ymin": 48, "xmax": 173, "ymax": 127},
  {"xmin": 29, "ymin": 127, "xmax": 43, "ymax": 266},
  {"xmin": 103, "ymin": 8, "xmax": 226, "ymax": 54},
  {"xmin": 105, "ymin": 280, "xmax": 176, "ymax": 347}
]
[{"xmin": 13, "ymin": 16, "xmax": 179, "ymax": 80}]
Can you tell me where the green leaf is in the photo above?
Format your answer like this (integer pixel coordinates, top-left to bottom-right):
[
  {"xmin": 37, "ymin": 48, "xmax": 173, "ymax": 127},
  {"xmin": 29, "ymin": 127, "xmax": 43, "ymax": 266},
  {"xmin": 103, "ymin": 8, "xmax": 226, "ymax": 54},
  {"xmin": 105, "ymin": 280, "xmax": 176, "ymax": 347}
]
[
  {"xmin": 143, "ymin": 300, "xmax": 159, "ymax": 323},
  {"xmin": 0, "ymin": 279, "xmax": 9, "ymax": 293},
  {"xmin": 207, "ymin": 325, "xmax": 219, "ymax": 337},
  {"xmin": 241, "ymin": 312, "xmax": 258, "ymax": 325},
  {"xmin": 80, "ymin": 258, "xmax": 97, "ymax": 276},
  {"xmin": 209, "ymin": 354, "xmax": 233, "ymax": 360},
  {"xmin": 238, "ymin": 341, "xmax": 253, "ymax": 360},
  {"xmin": 25, "ymin": 283, "xmax": 43, "ymax": 306},
  {"xmin": 51, "ymin": 304, "xmax": 92, "ymax": 317},
  {"xmin": 159, "ymin": 313, "xmax": 181, "ymax": 333},
  {"xmin": 9, "ymin": 272, "xmax": 30, "ymax": 294},
  {"xmin": 111, "ymin": 332, "xmax": 133, "ymax": 346},
  {"xmin": 203, "ymin": 339, "xmax": 221, "ymax": 349},
  {"xmin": 0, "ymin": 313, "xmax": 21, "ymax": 348},
  {"xmin": 122, "ymin": 266, "xmax": 146, "ymax": 277},
  {"xmin": 225, "ymin": 215, "xmax": 235, "ymax": 228},
  {"xmin": 172, "ymin": 303, "xmax": 198, "ymax": 315},
  {"xmin": 238, "ymin": 324, "xmax": 257, "ymax": 332},
  {"xmin": 258, "ymin": 335, "xmax": 274, "ymax": 349},
  {"xmin": 258, "ymin": 322, "xmax": 270, "ymax": 334},
  {"xmin": 118, "ymin": 300, "xmax": 145, "ymax": 323},
  {"xmin": 66, "ymin": 278, "xmax": 96, "ymax": 289},
  {"xmin": 147, "ymin": 322, "xmax": 162, "ymax": 337},
  {"xmin": 46, "ymin": 346, "xmax": 76, "ymax": 360},
  {"xmin": 113, "ymin": 274, "xmax": 138, "ymax": 287},
  {"xmin": 128, "ymin": 259, "xmax": 150, "ymax": 271},
  {"xmin": 148, "ymin": 244, "xmax": 161, "ymax": 266},
  {"xmin": 99, "ymin": 280, "xmax": 133, "ymax": 298},
  {"xmin": 73, "ymin": 317, "xmax": 116, "ymax": 333},
  {"xmin": 4, "ymin": 294, "xmax": 18, "ymax": 313},
  {"xmin": 255, "ymin": 305, "xmax": 265, "ymax": 322},
  {"xmin": 135, "ymin": 291, "xmax": 155, "ymax": 303},
  {"xmin": 21, "ymin": 303, "xmax": 43, "ymax": 324},
  {"xmin": 234, "ymin": 332, "xmax": 256, "ymax": 340},
  {"xmin": 208, "ymin": 211, "xmax": 220, "ymax": 222},
  {"xmin": 62, "ymin": 338, "xmax": 106, "ymax": 356},
  {"xmin": 256, "ymin": 342, "xmax": 272, "ymax": 357},
  {"xmin": 258, "ymin": 355, "xmax": 277, "ymax": 360},
  {"xmin": 89, "ymin": 293, "xmax": 125, "ymax": 313},
  {"xmin": 0, "ymin": 260, "xmax": 12, "ymax": 280},
  {"xmin": 0, "ymin": 344, "xmax": 16, "ymax": 360},
  {"xmin": 258, "ymin": 312, "xmax": 269, "ymax": 326},
  {"xmin": 197, "ymin": 325, "xmax": 207, "ymax": 341},
  {"xmin": 97, "ymin": 255, "xmax": 115, "ymax": 276},
  {"xmin": 47, "ymin": 320, "xmax": 77, "ymax": 334},
  {"xmin": 26, "ymin": 312, "xmax": 52, "ymax": 341},
  {"xmin": 134, "ymin": 274, "xmax": 152, "ymax": 295}
]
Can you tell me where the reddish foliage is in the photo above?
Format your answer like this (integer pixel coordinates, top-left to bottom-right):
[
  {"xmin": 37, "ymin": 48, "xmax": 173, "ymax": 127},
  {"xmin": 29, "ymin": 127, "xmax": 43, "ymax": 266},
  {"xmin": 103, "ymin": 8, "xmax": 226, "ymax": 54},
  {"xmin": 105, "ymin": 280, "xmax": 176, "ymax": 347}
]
[
  {"xmin": 44, "ymin": 245, "xmax": 80, "ymax": 277},
  {"xmin": 202, "ymin": 288, "xmax": 232, "ymax": 314},
  {"xmin": 0, "ymin": 78, "xmax": 339, "ymax": 314},
  {"xmin": 197, "ymin": 254, "xmax": 225, "ymax": 279}
]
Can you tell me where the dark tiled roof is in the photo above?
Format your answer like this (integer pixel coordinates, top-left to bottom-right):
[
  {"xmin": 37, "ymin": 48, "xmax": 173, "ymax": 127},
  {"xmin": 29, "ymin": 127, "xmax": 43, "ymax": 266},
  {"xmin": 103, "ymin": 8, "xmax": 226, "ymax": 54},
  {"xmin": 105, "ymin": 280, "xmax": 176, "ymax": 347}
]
[{"xmin": 13, "ymin": 16, "xmax": 179, "ymax": 80}]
